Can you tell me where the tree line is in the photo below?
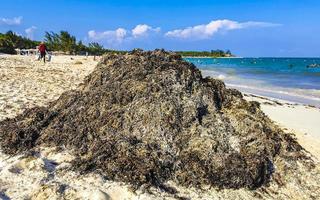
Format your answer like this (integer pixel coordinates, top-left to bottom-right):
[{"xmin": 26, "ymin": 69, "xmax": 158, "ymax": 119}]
[
  {"xmin": 0, "ymin": 30, "xmax": 123, "ymax": 55},
  {"xmin": 43, "ymin": 31, "xmax": 125, "ymax": 55},
  {"xmin": 1, "ymin": 30, "xmax": 233, "ymax": 57},
  {"xmin": 176, "ymin": 50, "xmax": 233, "ymax": 57},
  {"xmin": 0, "ymin": 31, "xmax": 39, "ymax": 54}
]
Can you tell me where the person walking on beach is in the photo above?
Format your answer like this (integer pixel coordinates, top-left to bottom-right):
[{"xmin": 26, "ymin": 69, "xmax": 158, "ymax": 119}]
[{"xmin": 38, "ymin": 42, "xmax": 47, "ymax": 63}]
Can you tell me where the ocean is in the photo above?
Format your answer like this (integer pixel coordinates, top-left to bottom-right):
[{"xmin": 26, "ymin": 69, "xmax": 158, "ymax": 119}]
[{"xmin": 184, "ymin": 57, "xmax": 320, "ymax": 107}]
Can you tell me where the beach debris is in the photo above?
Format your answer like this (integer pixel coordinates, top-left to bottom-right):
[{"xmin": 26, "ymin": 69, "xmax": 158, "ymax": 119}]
[{"xmin": 0, "ymin": 49, "xmax": 311, "ymax": 191}]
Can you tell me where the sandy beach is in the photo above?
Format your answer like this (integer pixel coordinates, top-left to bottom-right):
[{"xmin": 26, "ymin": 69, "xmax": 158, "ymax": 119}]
[
  {"xmin": 0, "ymin": 54, "xmax": 97, "ymax": 121},
  {"xmin": 244, "ymin": 94, "xmax": 320, "ymax": 161},
  {"xmin": 0, "ymin": 54, "xmax": 319, "ymax": 199}
]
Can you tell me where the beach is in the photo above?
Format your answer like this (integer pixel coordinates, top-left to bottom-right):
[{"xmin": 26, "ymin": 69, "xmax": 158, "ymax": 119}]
[
  {"xmin": 187, "ymin": 57, "xmax": 320, "ymax": 108},
  {"xmin": 244, "ymin": 94, "xmax": 320, "ymax": 160},
  {"xmin": 0, "ymin": 54, "xmax": 319, "ymax": 199},
  {"xmin": 0, "ymin": 54, "xmax": 97, "ymax": 121}
]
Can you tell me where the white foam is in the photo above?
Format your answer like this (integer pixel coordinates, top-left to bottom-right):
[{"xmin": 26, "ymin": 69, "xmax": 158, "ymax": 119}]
[
  {"xmin": 201, "ymin": 69, "xmax": 320, "ymax": 107},
  {"xmin": 217, "ymin": 74, "xmax": 226, "ymax": 80}
]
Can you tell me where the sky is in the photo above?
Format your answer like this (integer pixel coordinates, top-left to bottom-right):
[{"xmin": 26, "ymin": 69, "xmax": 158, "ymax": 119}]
[{"xmin": 1, "ymin": 0, "xmax": 320, "ymax": 57}]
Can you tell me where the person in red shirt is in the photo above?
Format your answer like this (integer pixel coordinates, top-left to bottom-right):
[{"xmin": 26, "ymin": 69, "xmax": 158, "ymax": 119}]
[{"xmin": 38, "ymin": 42, "xmax": 47, "ymax": 63}]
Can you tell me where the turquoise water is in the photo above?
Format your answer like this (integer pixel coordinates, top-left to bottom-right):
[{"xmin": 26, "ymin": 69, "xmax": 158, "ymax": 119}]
[{"xmin": 185, "ymin": 57, "xmax": 320, "ymax": 107}]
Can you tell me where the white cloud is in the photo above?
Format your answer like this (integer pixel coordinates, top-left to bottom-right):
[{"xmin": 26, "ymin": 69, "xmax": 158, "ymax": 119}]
[
  {"xmin": 25, "ymin": 26, "xmax": 37, "ymax": 39},
  {"xmin": 239, "ymin": 21, "xmax": 282, "ymax": 28},
  {"xmin": 0, "ymin": 16, "xmax": 22, "ymax": 25},
  {"xmin": 165, "ymin": 19, "xmax": 281, "ymax": 40},
  {"xmin": 88, "ymin": 28, "xmax": 127, "ymax": 44},
  {"xmin": 132, "ymin": 24, "xmax": 160, "ymax": 38},
  {"xmin": 87, "ymin": 24, "xmax": 161, "ymax": 46}
]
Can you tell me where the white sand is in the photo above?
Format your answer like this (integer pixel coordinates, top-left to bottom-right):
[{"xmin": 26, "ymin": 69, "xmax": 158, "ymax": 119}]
[
  {"xmin": 0, "ymin": 55, "xmax": 319, "ymax": 199},
  {"xmin": 0, "ymin": 54, "xmax": 97, "ymax": 121},
  {"xmin": 244, "ymin": 94, "xmax": 320, "ymax": 160}
]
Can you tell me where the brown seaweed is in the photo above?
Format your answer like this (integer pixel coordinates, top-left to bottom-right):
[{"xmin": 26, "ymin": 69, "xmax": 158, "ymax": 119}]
[{"xmin": 0, "ymin": 49, "xmax": 309, "ymax": 190}]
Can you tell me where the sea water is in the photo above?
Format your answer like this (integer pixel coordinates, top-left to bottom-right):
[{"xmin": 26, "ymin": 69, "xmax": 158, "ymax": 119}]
[{"xmin": 185, "ymin": 57, "xmax": 320, "ymax": 107}]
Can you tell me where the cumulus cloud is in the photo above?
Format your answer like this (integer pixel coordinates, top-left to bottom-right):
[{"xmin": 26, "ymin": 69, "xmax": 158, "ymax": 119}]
[
  {"xmin": 87, "ymin": 24, "xmax": 161, "ymax": 47},
  {"xmin": 0, "ymin": 16, "xmax": 22, "ymax": 25},
  {"xmin": 132, "ymin": 24, "xmax": 160, "ymax": 38},
  {"xmin": 165, "ymin": 19, "xmax": 281, "ymax": 39},
  {"xmin": 25, "ymin": 26, "xmax": 37, "ymax": 39},
  {"xmin": 88, "ymin": 28, "xmax": 127, "ymax": 44}
]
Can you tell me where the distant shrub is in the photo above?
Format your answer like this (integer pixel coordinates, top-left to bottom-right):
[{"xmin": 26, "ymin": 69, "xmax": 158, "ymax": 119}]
[{"xmin": 0, "ymin": 37, "xmax": 16, "ymax": 54}]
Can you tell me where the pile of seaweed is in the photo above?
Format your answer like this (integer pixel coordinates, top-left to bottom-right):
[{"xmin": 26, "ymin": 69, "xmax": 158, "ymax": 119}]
[{"xmin": 0, "ymin": 49, "xmax": 309, "ymax": 190}]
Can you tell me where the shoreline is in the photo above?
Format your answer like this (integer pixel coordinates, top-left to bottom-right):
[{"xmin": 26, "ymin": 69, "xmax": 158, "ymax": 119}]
[
  {"xmin": 227, "ymin": 83, "xmax": 320, "ymax": 108},
  {"xmin": 201, "ymin": 69, "xmax": 320, "ymax": 108},
  {"xmin": 243, "ymin": 93, "xmax": 320, "ymax": 160},
  {"xmin": 183, "ymin": 56, "xmax": 242, "ymax": 58}
]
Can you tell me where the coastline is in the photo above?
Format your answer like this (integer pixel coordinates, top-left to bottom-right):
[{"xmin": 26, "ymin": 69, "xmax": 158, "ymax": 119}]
[
  {"xmin": 244, "ymin": 93, "xmax": 320, "ymax": 160},
  {"xmin": 183, "ymin": 56, "xmax": 242, "ymax": 58},
  {"xmin": 227, "ymin": 83, "xmax": 320, "ymax": 108},
  {"xmin": 201, "ymin": 69, "xmax": 320, "ymax": 108}
]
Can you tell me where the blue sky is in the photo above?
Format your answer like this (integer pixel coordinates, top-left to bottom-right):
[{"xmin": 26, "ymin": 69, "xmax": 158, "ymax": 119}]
[{"xmin": 1, "ymin": 0, "xmax": 320, "ymax": 57}]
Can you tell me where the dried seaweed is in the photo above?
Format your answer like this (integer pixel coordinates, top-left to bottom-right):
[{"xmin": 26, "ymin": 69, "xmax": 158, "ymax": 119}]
[{"xmin": 0, "ymin": 49, "xmax": 309, "ymax": 190}]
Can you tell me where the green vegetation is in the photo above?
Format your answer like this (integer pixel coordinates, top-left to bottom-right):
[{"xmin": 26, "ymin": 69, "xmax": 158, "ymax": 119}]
[
  {"xmin": 0, "ymin": 31, "xmax": 40, "ymax": 54},
  {"xmin": 45, "ymin": 31, "xmax": 77, "ymax": 53},
  {"xmin": 176, "ymin": 49, "xmax": 233, "ymax": 57},
  {"xmin": 0, "ymin": 37, "xmax": 16, "ymax": 54},
  {"xmin": 1, "ymin": 30, "xmax": 233, "ymax": 57},
  {"xmin": 44, "ymin": 31, "xmax": 126, "ymax": 55},
  {"xmin": 87, "ymin": 42, "xmax": 107, "ymax": 55},
  {"xmin": 0, "ymin": 30, "xmax": 121, "ymax": 55}
]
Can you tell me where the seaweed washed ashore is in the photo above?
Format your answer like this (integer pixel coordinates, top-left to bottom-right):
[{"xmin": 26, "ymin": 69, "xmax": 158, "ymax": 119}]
[{"xmin": 0, "ymin": 50, "xmax": 315, "ymax": 192}]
